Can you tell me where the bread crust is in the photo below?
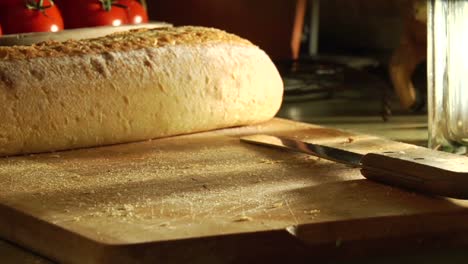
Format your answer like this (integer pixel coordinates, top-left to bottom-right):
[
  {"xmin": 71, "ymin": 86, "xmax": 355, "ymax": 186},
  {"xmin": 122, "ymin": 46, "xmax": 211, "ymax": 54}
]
[
  {"xmin": 0, "ymin": 26, "xmax": 283, "ymax": 156},
  {"xmin": 0, "ymin": 26, "xmax": 252, "ymax": 60}
]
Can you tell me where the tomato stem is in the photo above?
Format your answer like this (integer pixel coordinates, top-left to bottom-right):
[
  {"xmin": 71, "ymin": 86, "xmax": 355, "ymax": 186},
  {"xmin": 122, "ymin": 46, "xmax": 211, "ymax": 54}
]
[
  {"xmin": 25, "ymin": 0, "xmax": 54, "ymax": 13},
  {"xmin": 99, "ymin": 0, "xmax": 111, "ymax": 11},
  {"xmin": 99, "ymin": 0, "xmax": 127, "ymax": 12}
]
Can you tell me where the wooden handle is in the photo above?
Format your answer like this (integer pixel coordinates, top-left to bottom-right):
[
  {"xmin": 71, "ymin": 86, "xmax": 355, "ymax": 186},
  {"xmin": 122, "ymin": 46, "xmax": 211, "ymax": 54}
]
[{"xmin": 360, "ymin": 150, "xmax": 468, "ymax": 199}]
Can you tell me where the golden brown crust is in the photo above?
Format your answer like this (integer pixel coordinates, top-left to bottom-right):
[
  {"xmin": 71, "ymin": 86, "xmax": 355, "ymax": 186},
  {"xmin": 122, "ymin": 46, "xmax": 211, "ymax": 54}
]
[
  {"xmin": 0, "ymin": 26, "xmax": 253, "ymax": 61},
  {"xmin": 0, "ymin": 28, "xmax": 282, "ymax": 156}
]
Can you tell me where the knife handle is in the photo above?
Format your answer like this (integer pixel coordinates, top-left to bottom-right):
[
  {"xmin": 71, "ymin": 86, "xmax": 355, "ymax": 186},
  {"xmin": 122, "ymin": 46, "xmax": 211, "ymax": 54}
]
[{"xmin": 360, "ymin": 151, "xmax": 468, "ymax": 199}]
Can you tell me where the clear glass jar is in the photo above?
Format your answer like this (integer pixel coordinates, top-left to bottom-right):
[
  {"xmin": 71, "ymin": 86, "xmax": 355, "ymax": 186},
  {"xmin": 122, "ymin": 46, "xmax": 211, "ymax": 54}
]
[{"xmin": 428, "ymin": 0, "xmax": 468, "ymax": 153}]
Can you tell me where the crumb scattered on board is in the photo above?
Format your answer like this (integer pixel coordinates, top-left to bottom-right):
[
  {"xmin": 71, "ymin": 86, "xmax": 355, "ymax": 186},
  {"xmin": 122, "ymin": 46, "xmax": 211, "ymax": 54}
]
[
  {"xmin": 234, "ymin": 215, "xmax": 253, "ymax": 222},
  {"xmin": 304, "ymin": 209, "xmax": 320, "ymax": 215},
  {"xmin": 269, "ymin": 202, "xmax": 284, "ymax": 209}
]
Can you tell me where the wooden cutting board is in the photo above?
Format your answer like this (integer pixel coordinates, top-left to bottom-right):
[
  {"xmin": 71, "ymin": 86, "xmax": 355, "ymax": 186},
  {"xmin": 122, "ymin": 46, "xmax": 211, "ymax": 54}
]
[{"xmin": 1, "ymin": 118, "xmax": 468, "ymax": 263}]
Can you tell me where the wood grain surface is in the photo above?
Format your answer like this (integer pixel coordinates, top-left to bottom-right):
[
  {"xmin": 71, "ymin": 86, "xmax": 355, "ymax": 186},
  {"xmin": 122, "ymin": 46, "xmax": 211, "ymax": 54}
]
[{"xmin": 1, "ymin": 118, "xmax": 468, "ymax": 263}]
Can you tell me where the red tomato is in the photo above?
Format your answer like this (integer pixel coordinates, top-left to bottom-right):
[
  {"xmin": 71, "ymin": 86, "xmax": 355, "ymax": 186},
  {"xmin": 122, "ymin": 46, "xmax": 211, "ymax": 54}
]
[
  {"xmin": 61, "ymin": 0, "xmax": 128, "ymax": 29},
  {"xmin": 117, "ymin": 0, "xmax": 148, "ymax": 24},
  {"xmin": 1, "ymin": 0, "xmax": 64, "ymax": 34},
  {"xmin": 0, "ymin": 24, "xmax": 2, "ymax": 36}
]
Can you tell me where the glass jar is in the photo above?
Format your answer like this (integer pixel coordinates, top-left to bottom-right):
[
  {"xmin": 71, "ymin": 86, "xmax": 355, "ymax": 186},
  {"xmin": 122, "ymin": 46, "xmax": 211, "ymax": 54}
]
[{"xmin": 428, "ymin": 0, "xmax": 468, "ymax": 153}]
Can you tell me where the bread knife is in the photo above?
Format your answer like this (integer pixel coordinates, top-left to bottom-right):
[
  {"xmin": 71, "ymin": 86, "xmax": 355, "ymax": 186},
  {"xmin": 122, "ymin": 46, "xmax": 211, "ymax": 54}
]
[{"xmin": 240, "ymin": 134, "xmax": 468, "ymax": 199}]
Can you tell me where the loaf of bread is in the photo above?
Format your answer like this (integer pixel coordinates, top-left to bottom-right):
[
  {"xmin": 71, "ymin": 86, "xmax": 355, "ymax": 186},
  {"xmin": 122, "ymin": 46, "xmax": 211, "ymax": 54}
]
[{"xmin": 0, "ymin": 26, "xmax": 283, "ymax": 156}]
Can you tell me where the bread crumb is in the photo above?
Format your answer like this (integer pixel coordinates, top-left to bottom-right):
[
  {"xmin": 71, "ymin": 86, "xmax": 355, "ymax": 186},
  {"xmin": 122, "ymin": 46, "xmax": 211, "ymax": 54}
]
[
  {"xmin": 71, "ymin": 175, "xmax": 81, "ymax": 181},
  {"xmin": 270, "ymin": 202, "xmax": 284, "ymax": 209},
  {"xmin": 103, "ymin": 203, "xmax": 136, "ymax": 217},
  {"xmin": 90, "ymin": 212, "xmax": 104, "ymax": 217},
  {"xmin": 304, "ymin": 209, "xmax": 320, "ymax": 215},
  {"xmin": 260, "ymin": 159, "xmax": 276, "ymax": 164},
  {"xmin": 123, "ymin": 204, "xmax": 135, "ymax": 211},
  {"xmin": 234, "ymin": 215, "xmax": 253, "ymax": 222}
]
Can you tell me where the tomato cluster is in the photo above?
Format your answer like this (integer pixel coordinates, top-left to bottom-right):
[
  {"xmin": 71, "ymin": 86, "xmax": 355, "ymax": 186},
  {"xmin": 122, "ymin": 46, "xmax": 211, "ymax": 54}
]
[{"xmin": 0, "ymin": 0, "xmax": 148, "ymax": 36}]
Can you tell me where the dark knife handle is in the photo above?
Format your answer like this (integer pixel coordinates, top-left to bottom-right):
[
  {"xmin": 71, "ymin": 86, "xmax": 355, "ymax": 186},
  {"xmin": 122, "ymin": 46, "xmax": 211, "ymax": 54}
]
[{"xmin": 360, "ymin": 152, "xmax": 468, "ymax": 199}]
